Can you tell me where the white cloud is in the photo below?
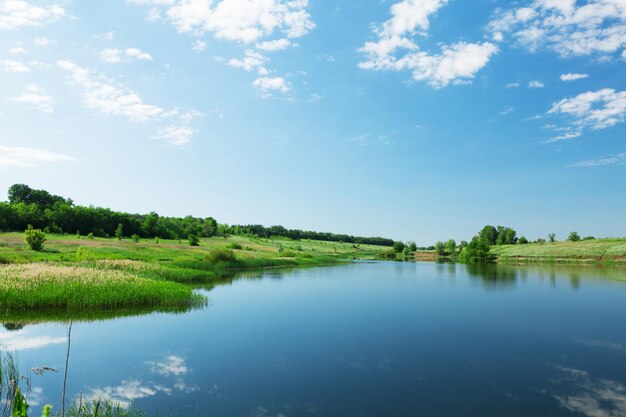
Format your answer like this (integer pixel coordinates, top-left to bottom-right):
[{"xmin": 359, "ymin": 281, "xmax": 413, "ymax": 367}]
[
  {"xmin": 1, "ymin": 59, "xmax": 29, "ymax": 72},
  {"xmin": 100, "ymin": 48, "xmax": 153, "ymax": 63},
  {"xmin": 0, "ymin": 0, "xmax": 65, "ymax": 30},
  {"xmin": 501, "ymin": 107, "xmax": 514, "ymax": 115},
  {"xmin": 560, "ymin": 72, "xmax": 589, "ymax": 81},
  {"xmin": 572, "ymin": 152, "xmax": 626, "ymax": 167},
  {"xmin": 252, "ymin": 76, "xmax": 289, "ymax": 98},
  {"xmin": 100, "ymin": 48, "xmax": 121, "ymax": 63},
  {"xmin": 256, "ymin": 38, "xmax": 291, "ymax": 51},
  {"xmin": 227, "ymin": 49, "xmax": 268, "ymax": 73},
  {"xmin": 529, "ymin": 80, "xmax": 544, "ymax": 88},
  {"xmin": 0, "ymin": 146, "xmax": 74, "ymax": 167},
  {"xmin": 33, "ymin": 36, "xmax": 56, "ymax": 46},
  {"xmin": 125, "ymin": 47, "xmax": 153, "ymax": 61},
  {"xmin": 549, "ymin": 88, "xmax": 626, "ymax": 130},
  {"xmin": 57, "ymin": 60, "xmax": 174, "ymax": 122},
  {"xmin": 506, "ymin": 82, "xmax": 520, "ymax": 88},
  {"xmin": 488, "ymin": 0, "xmax": 626, "ymax": 58},
  {"xmin": 8, "ymin": 46, "xmax": 26, "ymax": 54},
  {"xmin": 147, "ymin": 355, "xmax": 188, "ymax": 376},
  {"xmin": 10, "ymin": 84, "xmax": 54, "ymax": 113},
  {"xmin": 358, "ymin": 0, "xmax": 497, "ymax": 88},
  {"xmin": 155, "ymin": 125, "xmax": 194, "ymax": 146},
  {"xmin": 131, "ymin": 0, "xmax": 314, "ymax": 44},
  {"xmin": 90, "ymin": 380, "xmax": 157, "ymax": 408},
  {"xmin": 192, "ymin": 39, "xmax": 207, "ymax": 52}
]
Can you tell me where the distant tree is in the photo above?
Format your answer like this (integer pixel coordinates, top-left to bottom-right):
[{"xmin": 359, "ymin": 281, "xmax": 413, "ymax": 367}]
[
  {"xmin": 445, "ymin": 239, "xmax": 457, "ymax": 255},
  {"xmin": 536, "ymin": 238, "xmax": 546, "ymax": 244},
  {"xmin": 115, "ymin": 223, "xmax": 124, "ymax": 240},
  {"xmin": 582, "ymin": 236, "xmax": 595, "ymax": 241},
  {"xmin": 87, "ymin": 232, "xmax": 94, "ymax": 240},
  {"xmin": 393, "ymin": 241, "xmax": 406, "ymax": 253},
  {"xmin": 131, "ymin": 234, "xmax": 140, "ymax": 243},
  {"xmin": 518, "ymin": 236, "xmax": 529, "ymax": 244},
  {"xmin": 459, "ymin": 240, "xmax": 469, "ymax": 252},
  {"xmin": 188, "ymin": 233, "xmax": 200, "ymax": 246},
  {"xmin": 548, "ymin": 233, "xmax": 556, "ymax": 243},
  {"xmin": 479, "ymin": 225, "xmax": 498, "ymax": 245},
  {"xmin": 458, "ymin": 237, "xmax": 492, "ymax": 264},
  {"xmin": 408, "ymin": 241, "xmax": 417, "ymax": 252},
  {"xmin": 435, "ymin": 241, "xmax": 445, "ymax": 256},
  {"xmin": 568, "ymin": 231, "xmax": 581, "ymax": 242},
  {"xmin": 24, "ymin": 225, "xmax": 46, "ymax": 251},
  {"xmin": 496, "ymin": 226, "xmax": 518, "ymax": 245}
]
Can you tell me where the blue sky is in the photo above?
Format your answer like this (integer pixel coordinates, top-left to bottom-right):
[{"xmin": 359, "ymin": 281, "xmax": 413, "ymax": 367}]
[{"xmin": 0, "ymin": 0, "xmax": 625, "ymax": 245}]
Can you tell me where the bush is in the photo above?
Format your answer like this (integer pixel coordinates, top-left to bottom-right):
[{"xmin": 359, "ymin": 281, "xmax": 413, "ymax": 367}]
[
  {"xmin": 458, "ymin": 238, "xmax": 492, "ymax": 264},
  {"xmin": 518, "ymin": 236, "xmax": 529, "ymax": 244},
  {"xmin": 568, "ymin": 231, "xmax": 581, "ymax": 242},
  {"xmin": 582, "ymin": 236, "xmax": 595, "ymax": 241},
  {"xmin": 24, "ymin": 225, "xmax": 46, "ymax": 251},
  {"xmin": 226, "ymin": 242, "xmax": 243, "ymax": 250},
  {"xmin": 207, "ymin": 248, "xmax": 236, "ymax": 263},
  {"xmin": 188, "ymin": 234, "xmax": 199, "ymax": 246},
  {"xmin": 115, "ymin": 223, "xmax": 124, "ymax": 240},
  {"xmin": 131, "ymin": 234, "xmax": 140, "ymax": 243},
  {"xmin": 87, "ymin": 232, "xmax": 94, "ymax": 240}
]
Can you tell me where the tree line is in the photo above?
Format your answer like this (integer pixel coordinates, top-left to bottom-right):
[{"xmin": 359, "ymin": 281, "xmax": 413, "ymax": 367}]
[{"xmin": 0, "ymin": 184, "xmax": 395, "ymax": 246}]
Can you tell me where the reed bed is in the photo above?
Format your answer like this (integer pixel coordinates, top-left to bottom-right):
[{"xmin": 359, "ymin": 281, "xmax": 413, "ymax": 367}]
[{"xmin": 0, "ymin": 263, "xmax": 198, "ymax": 310}]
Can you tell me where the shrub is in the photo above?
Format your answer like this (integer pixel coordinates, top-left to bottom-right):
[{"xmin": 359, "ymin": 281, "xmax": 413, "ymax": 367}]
[
  {"xmin": 154, "ymin": 237, "xmax": 160, "ymax": 244},
  {"xmin": 548, "ymin": 233, "xmax": 556, "ymax": 243},
  {"xmin": 87, "ymin": 232, "xmax": 94, "ymax": 240},
  {"xmin": 582, "ymin": 236, "xmax": 595, "ymax": 241},
  {"xmin": 24, "ymin": 225, "xmax": 46, "ymax": 251},
  {"xmin": 226, "ymin": 242, "xmax": 243, "ymax": 250},
  {"xmin": 207, "ymin": 249, "xmax": 236, "ymax": 263},
  {"xmin": 115, "ymin": 223, "xmax": 124, "ymax": 240},
  {"xmin": 131, "ymin": 234, "xmax": 140, "ymax": 243},
  {"xmin": 568, "ymin": 231, "xmax": 581, "ymax": 242},
  {"xmin": 75, "ymin": 246, "xmax": 96, "ymax": 261},
  {"xmin": 518, "ymin": 236, "xmax": 529, "ymax": 244},
  {"xmin": 188, "ymin": 234, "xmax": 199, "ymax": 246},
  {"xmin": 458, "ymin": 238, "xmax": 492, "ymax": 264}
]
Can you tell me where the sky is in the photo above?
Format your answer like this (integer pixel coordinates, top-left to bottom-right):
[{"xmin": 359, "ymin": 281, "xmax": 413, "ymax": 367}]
[{"xmin": 0, "ymin": 0, "xmax": 625, "ymax": 245}]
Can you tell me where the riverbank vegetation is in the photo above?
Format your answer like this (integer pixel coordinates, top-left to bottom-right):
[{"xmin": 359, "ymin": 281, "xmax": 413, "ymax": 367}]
[{"xmin": 423, "ymin": 224, "xmax": 626, "ymax": 264}]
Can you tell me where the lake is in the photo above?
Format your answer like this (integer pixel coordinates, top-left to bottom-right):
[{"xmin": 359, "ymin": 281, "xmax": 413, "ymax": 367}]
[{"xmin": 3, "ymin": 261, "xmax": 626, "ymax": 417}]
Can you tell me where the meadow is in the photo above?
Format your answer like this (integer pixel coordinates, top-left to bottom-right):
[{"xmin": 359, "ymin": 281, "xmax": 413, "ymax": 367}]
[
  {"xmin": 477, "ymin": 238, "xmax": 626, "ymax": 264},
  {"xmin": 0, "ymin": 232, "xmax": 387, "ymax": 314}
]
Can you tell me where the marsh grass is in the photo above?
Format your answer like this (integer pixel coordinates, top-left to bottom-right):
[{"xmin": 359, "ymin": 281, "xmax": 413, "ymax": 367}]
[{"xmin": 0, "ymin": 264, "xmax": 199, "ymax": 310}]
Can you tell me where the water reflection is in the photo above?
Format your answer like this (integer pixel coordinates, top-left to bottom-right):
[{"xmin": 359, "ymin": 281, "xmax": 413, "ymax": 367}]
[
  {"xmin": 552, "ymin": 366, "xmax": 626, "ymax": 417},
  {"xmin": 0, "ymin": 329, "xmax": 66, "ymax": 350}
]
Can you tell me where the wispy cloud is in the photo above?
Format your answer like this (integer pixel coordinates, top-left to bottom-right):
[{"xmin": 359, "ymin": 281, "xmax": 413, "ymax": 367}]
[
  {"xmin": 528, "ymin": 80, "xmax": 544, "ymax": 88},
  {"xmin": 155, "ymin": 125, "xmax": 194, "ymax": 146},
  {"xmin": 549, "ymin": 88, "xmax": 626, "ymax": 131},
  {"xmin": 571, "ymin": 152, "xmax": 626, "ymax": 167},
  {"xmin": 358, "ymin": 0, "xmax": 497, "ymax": 88},
  {"xmin": 100, "ymin": 48, "xmax": 153, "ymax": 63},
  {"xmin": 252, "ymin": 76, "xmax": 290, "ymax": 98},
  {"xmin": 10, "ymin": 84, "xmax": 54, "ymax": 113},
  {"xmin": 0, "ymin": 0, "xmax": 66, "ymax": 30},
  {"xmin": 1, "ymin": 59, "xmax": 29, "ymax": 72},
  {"xmin": 488, "ymin": 0, "xmax": 626, "ymax": 58},
  {"xmin": 147, "ymin": 355, "xmax": 188, "ymax": 377},
  {"xmin": 0, "ymin": 329, "xmax": 66, "ymax": 349},
  {"xmin": 561, "ymin": 73, "xmax": 589, "ymax": 82}
]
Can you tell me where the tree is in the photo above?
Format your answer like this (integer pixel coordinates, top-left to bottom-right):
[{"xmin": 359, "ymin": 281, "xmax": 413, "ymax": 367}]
[
  {"xmin": 496, "ymin": 226, "xmax": 517, "ymax": 245},
  {"xmin": 435, "ymin": 241, "xmax": 445, "ymax": 256},
  {"xmin": 188, "ymin": 233, "xmax": 200, "ymax": 246},
  {"xmin": 548, "ymin": 233, "xmax": 556, "ymax": 243},
  {"xmin": 131, "ymin": 234, "xmax": 140, "ymax": 243},
  {"xmin": 518, "ymin": 236, "xmax": 529, "ymax": 244},
  {"xmin": 408, "ymin": 241, "xmax": 417, "ymax": 252},
  {"xmin": 392, "ymin": 241, "xmax": 406, "ymax": 253},
  {"xmin": 568, "ymin": 231, "xmax": 581, "ymax": 242},
  {"xmin": 479, "ymin": 225, "xmax": 498, "ymax": 245},
  {"xmin": 24, "ymin": 225, "xmax": 46, "ymax": 251},
  {"xmin": 458, "ymin": 237, "xmax": 492, "ymax": 264},
  {"xmin": 445, "ymin": 239, "xmax": 457, "ymax": 255},
  {"xmin": 115, "ymin": 223, "xmax": 124, "ymax": 240}
]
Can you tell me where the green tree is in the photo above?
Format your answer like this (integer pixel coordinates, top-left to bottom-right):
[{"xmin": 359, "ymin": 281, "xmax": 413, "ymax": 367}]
[
  {"xmin": 568, "ymin": 231, "xmax": 581, "ymax": 242},
  {"xmin": 188, "ymin": 233, "xmax": 200, "ymax": 246},
  {"xmin": 408, "ymin": 241, "xmax": 417, "ymax": 252},
  {"xmin": 458, "ymin": 237, "xmax": 492, "ymax": 264},
  {"xmin": 24, "ymin": 225, "xmax": 46, "ymax": 251},
  {"xmin": 445, "ymin": 239, "xmax": 457, "ymax": 255},
  {"xmin": 115, "ymin": 223, "xmax": 124, "ymax": 240},
  {"xmin": 479, "ymin": 225, "xmax": 498, "ymax": 245},
  {"xmin": 435, "ymin": 241, "xmax": 445, "ymax": 256},
  {"xmin": 131, "ymin": 234, "xmax": 140, "ymax": 243},
  {"xmin": 392, "ymin": 241, "xmax": 406, "ymax": 253},
  {"xmin": 548, "ymin": 233, "xmax": 556, "ymax": 243},
  {"xmin": 518, "ymin": 236, "xmax": 529, "ymax": 244}
]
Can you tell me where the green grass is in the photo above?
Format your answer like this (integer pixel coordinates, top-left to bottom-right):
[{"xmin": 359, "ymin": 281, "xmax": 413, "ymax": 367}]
[
  {"xmin": 489, "ymin": 238, "xmax": 626, "ymax": 264},
  {"xmin": 0, "ymin": 232, "xmax": 388, "ymax": 315}
]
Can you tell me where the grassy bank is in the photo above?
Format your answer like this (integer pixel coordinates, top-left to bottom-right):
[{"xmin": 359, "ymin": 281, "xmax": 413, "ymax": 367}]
[
  {"xmin": 0, "ymin": 232, "xmax": 387, "ymax": 312},
  {"xmin": 482, "ymin": 238, "xmax": 626, "ymax": 264}
]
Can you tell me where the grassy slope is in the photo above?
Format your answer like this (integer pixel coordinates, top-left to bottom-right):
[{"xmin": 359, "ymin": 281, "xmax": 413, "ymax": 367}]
[
  {"xmin": 489, "ymin": 238, "xmax": 626, "ymax": 263},
  {"xmin": 0, "ymin": 232, "xmax": 387, "ymax": 313}
]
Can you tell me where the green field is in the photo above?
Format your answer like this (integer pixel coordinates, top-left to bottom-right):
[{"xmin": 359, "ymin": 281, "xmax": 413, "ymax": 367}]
[
  {"xmin": 0, "ymin": 232, "xmax": 387, "ymax": 313},
  {"xmin": 487, "ymin": 238, "xmax": 626, "ymax": 264}
]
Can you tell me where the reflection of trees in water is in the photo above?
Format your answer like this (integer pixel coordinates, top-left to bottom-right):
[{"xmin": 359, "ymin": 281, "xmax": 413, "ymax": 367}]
[
  {"xmin": 2, "ymin": 323, "xmax": 25, "ymax": 332},
  {"xmin": 465, "ymin": 264, "xmax": 518, "ymax": 289}
]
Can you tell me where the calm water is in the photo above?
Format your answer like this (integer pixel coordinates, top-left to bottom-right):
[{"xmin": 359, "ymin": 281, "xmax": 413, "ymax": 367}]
[{"xmin": 3, "ymin": 261, "xmax": 626, "ymax": 417}]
